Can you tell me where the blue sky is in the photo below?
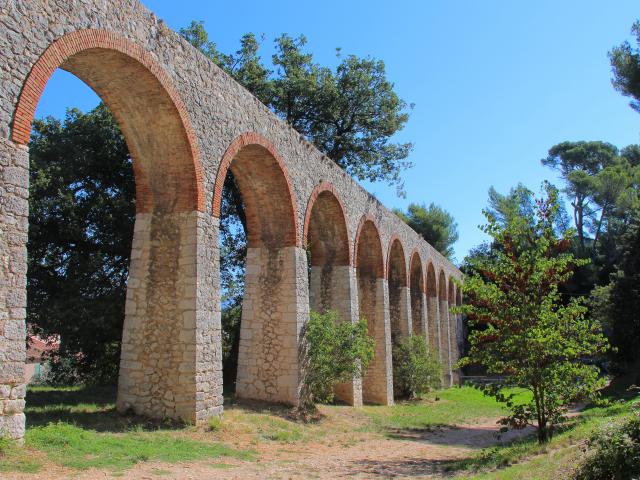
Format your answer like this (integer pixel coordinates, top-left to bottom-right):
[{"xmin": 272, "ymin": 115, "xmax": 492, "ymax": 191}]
[{"xmin": 35, "ymin": 0, "xmax": 640, "ymax": 262}]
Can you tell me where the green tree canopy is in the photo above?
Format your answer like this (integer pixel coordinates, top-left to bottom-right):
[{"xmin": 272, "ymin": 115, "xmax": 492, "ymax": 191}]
[
  {"xmin": 542, "ymin": 141, "xmax": 619, "ymax": 251},
  {"xmin": 610, "ymin": 20, "xmax": 640, "ymax": 114},
  {"xmin": 179, "ymin": 21, "xmax": 413, "ymax": 190},
  {"xmin": 394, "ymin": 203, "xmax": 458, "ymax": 259},
  {"xmin": 591, "ymin": 214, "xmax": 640, "ymax": 368}
]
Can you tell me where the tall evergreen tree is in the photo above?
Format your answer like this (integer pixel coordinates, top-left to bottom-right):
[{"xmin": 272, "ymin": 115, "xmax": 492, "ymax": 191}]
[{"xmin": 394, "ymin": 203, "xmax": 458, "ymax": 259}]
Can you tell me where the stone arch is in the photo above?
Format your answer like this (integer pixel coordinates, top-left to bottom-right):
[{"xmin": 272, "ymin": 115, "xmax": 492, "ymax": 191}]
[
  {"xmin": 439, "ymin": 270, "xmax": 452, "ymax": 385},
  {"xmin": 305, "ymin": 183, "xmax": 358, "ymax": 404},
  {"xmin": 409, "ymin": 251, "xmax": 425, "ymax": 336},
  {"xmin": 304, "ymin": 182, "xmax": 351, "ymax": 267},
  {"xmin": 3, "ymin": 29, "xmax": 215, "ymax": 431},
  {"xmin": 425, "ymin": 263, "xmax": 439, "ymax": 352},
  {"xmin": 213, "ymin": 132, "xmax": 299, "ymax": 248},
  {"xmin": 11, "ymin": 29, "xmax": 204, "ymax": 213},
  {"xmin": 386, "ymin": 236, "xmax": 409, "ymax": 345},
  {"xmin": 304, "ymin": 183, "xmax": 351, "ymax": 315},
  {"xmin": 438, "ymin": 271, "xmax": 448, "ymax": 301},
  {"xmin": 216, "ymin": 132, "xmax": 302, "ymax": 405},
  {"xmin": 354, "ymin": 215, "xmax": 385, "ymax": 277},
  {"xmin": 355, "ymin": 216, "xmax": 392, "ymax": 405}
]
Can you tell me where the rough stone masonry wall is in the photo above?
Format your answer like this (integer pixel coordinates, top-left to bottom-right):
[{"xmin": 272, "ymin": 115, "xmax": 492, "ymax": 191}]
[
  {"xmin": 0, "ymin": 0, "xmax": 462, "ymax": 440},
  {"xmin": 236, "ymin": 246, "xmax": 308, "ymax": 404},
  {"xmin": 0, "ymin": 139, "xmax": 28, "ymax": 441}
]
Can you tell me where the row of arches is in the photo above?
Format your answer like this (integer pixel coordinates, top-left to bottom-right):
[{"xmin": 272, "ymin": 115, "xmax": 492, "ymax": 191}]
[
  {"xmin": 1, "ymin": 27, "xmax": 463, "ymax": 440},
  {"xmin": 213, "ymin": 135, "xmax": 463, "ymax": 405}
]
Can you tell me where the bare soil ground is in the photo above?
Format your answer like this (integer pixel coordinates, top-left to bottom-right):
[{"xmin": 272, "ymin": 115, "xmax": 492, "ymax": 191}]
[{"xmin": 6, "ymin": 414, "xmax": 535, "ymax": 480}]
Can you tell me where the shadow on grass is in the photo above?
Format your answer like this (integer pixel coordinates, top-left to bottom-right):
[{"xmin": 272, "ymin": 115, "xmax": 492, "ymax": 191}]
[
  {"xmin": 384, "ymin": 423, "xmax": 537, "ymax": 449},
  {"xmin": 345, "ymin": 457, "xmax": 460, "ymax": 478},
  {"xmin": 25, "ymin": 385, "xmax": 186, "ymax": 432},
  {"xmin": 223, "ymin": 396, "xmax": 325, "ymax": 424}
]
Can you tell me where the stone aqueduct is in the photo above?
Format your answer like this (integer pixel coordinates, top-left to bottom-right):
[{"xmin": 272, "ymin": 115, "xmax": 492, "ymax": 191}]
[{"xmin": 0, "ymin": 0, "xmax": 462, "ymax": 440}]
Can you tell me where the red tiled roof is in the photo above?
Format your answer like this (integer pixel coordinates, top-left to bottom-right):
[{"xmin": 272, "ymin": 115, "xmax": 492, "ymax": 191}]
[{"xmin": 26, "ymin": 335, "xmax": 60, "ymax": 363}]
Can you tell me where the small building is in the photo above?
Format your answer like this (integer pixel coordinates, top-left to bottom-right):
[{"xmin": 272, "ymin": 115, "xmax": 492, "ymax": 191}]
[{"xmin": 25, "ymin": 335, "xmax": 59, "ymax": 384}]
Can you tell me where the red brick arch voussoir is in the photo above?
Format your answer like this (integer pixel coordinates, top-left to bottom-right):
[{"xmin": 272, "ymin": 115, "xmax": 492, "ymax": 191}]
[
  {"xmin": 438, "ymin": 269, "xmax": 448, "ymax": 301},
  {"xmin": 10, "ymin": 28, "xmax": 205, "ymax": 213},
  {"xmin": 409, "ymin": 248, "xmax": 426, "ymax": 293},
  {"xmin": 425, "ymin": 262, "xmax": 438, "ymax": 298},
  {"xmin": 212, "ymin": 131, "xmax": 301, "ymax": 247},
  {"xmin": 385, "ymin": 235, "xmax": 408, "ymax": 287},
  {"xmin": 303, "ymin": 182, "xmax": 352, "ymax": 264},
  {"xmin": 354, "ymin": 214, "xmax": 385, "ymax": 279}
]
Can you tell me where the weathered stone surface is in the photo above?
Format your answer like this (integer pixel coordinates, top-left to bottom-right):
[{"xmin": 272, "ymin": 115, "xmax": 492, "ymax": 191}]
[
  {"xmin": 0, "ymin": 0, "xmax": 462, "ymax": 441},
  {"xmin": 0, "ymin": 412, "xmax": 24, "ymax": 441}
]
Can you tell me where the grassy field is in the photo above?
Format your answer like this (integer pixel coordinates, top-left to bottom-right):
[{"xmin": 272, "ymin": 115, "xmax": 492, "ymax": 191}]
[
  {"xmin": 0, "ymin": 384, "xmax": 637, "ymax": 478},
  {"xmin": 457, "ymin": 400, "xmax": 636, "ymax": 479},
  {"xmin": 0, "ymin": 385, "xmax": 252, "ymax": 474},
  {"xmin": 363, "ymin": 386, "xmax": 530, "ymax": 430}
]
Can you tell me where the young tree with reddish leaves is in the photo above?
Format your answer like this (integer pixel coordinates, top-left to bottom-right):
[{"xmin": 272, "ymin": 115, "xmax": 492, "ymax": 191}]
[{"xmin": 455, "ymin": 184, "xmax": 609, "ymax": 443}]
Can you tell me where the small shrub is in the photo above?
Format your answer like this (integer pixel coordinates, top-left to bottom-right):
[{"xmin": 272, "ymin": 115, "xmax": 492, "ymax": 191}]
[
  {"xmin": 393, "ymin": 335, "xmax": 442, "ymax": 399},
  {"xmin": 299, "ymin": 310, "xmax": 375, "ymax": 410},
  {"xmin": 0, "ymin": 436, "xmax": 10, "ymax": 456},
  {"xmin": 573, "ymin": 407, "xmax": 640, "ymax": 479},
  {"xmin": 208, "ymin": 416, "xmax": 223, "ymax": 432}
]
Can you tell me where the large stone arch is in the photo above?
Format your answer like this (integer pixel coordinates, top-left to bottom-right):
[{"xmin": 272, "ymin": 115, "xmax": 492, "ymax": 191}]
[
  {"xmin": 438, "ymin": 270, "xmax": 452, "ymax": 386},
  {"xmin": 355, "ymin": 216, "xmax": 392, "ymax": 405},
  {"xmin": 304, "ymin": 182, "xmax": 351, "ymax": 269},
  {"xmin": 304, "ymin": 183, "xmax": 351, "ymax": 316},
  {"xmin": 304, "ymin": 183, "xmax": 360, "ymax": 405},
  {"xmin": 214, "ymin": 132, "xmax": 305, "ymax": 405},
  {"xmin": 11, "ymin": 29, "xmax": 204, "ymax": 213},
  {"xmin": 213, "ymin": 132, "xmax": 299, "ymax": 247},
  {"xmin": 0, "ymin": 29, "xmax": 218, "ymax": 440},
  {"xmin": 425, "ymin": 263, "xmax": 439, "ymax": 353},
  {"xmin": 409, "ymin": 251, "xmax": 426, "ymax": 337},
  {"xmin": 386, "ymin": 237, "xmax": 410, "ymax": 345}
]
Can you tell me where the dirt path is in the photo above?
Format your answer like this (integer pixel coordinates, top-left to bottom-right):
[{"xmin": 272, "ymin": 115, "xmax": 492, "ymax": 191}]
[{"xmin": 8, "ymin": 418, "xmax": 534, "ymax": 480}]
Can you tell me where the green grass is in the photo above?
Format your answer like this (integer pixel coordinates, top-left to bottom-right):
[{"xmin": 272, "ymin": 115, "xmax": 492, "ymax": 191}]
[
  {"xmin": 5, "ymin": 383, "xmax": 635, "ymax": 478},
  {"xmin": 0, "ymin": 384, "xmax": 252, "ymax": 474},
  {"xmin": 248, "ymin": 415, "xmax": 303, "ymax": 442},
  {"xmin": 359, "ymin": 385, "xmax": 638, "ymax": 479},
  {"xmin": 24, "ymin": 384, "xmax": 183, "ymax": 431},
  {"xmin": 0, "ymin": 444, "xmax": 42, "ymax": 474},
  {"xmin": 25, "ymin": 422, "xmax": 250, "ymax": 472},
  {"xmin": 453, "ymin": 398, "xmax": 639, "ymax": 479},
  {"xmin": 363, "ymin": 386, "xmax": 530, "ymax": 431}
]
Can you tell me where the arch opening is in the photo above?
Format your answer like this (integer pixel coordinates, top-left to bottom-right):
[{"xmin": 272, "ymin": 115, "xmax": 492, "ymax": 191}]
[
  {"xmin": 305, "ymin": 186, "xmax": 357, "ymax": 404},
  {"xmin": 355, "ymin": 219, "xmax": 392, "ymax": 405},
  {"xmin": 409, "ymin": 253, "xmax": 425, "ymax": 337},
  {"xmin": 215, "ymin": 135, "xmax": 301, "ymax": 405},
  {"xmin": 387, "ymin": 239, "xmax": 409, "ymax": 345},
  {"xmin": 306, "ymin": 189, "xmax": 351, "ymax": 313},
  {"xmin": 5, "ymin": 30, "xmax": 208, "ymax": 433},
  {"xmin": 426, "ymin": 264, "xmax": 439, "ymax": 353}
]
